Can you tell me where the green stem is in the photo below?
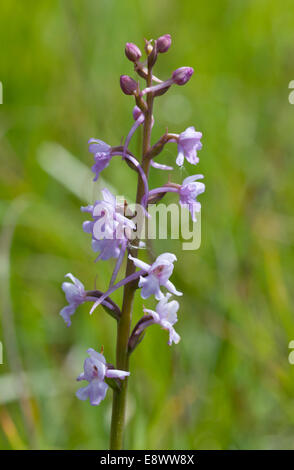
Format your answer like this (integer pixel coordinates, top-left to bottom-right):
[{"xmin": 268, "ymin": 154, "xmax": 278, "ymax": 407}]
[{"xmin": 109, "ymin": 67, "xmax": 154, "ymax": 450}]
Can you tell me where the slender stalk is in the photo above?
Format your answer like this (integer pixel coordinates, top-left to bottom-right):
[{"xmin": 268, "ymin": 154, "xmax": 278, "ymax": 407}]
[{"xmin": 109, "ymin": 67, "xmax": 154, "ymax": 450}]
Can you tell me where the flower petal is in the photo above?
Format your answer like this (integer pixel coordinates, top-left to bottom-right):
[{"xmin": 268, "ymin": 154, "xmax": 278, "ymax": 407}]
[
  {"xmin": 150, "ymin": 160, "xmax": 174, "ymax": 171},
  {"xmin": 65, "ymin": 273, "xmax": 85, "ymax": 291},
  {"xmin": 167, "ymin": 326, "xmax": 181, "ymax": 345},
  {"xmin": 182, "ymin": 174, "xmax": 204, "ymax": 185},
  {"xmin": 128, "ymin": 254, "xmax": 150, "ymax": 272},
  {"xmin": 102, "ymin": 188, "xmax": 116, "ymax": 206},
  {"xmin": 165, "ymin": 280, "xmax": 183, "ymax": 297},
  {"xmin": 139, "ymin": 274, "xmax": 163, "ymax": 300},
  {"xmin": 106, "ymin": 369, "xmax": 130, "ymax": 379},
  {"xmin": 76, "ymin": 385, "xmax": 91, "ymax": 401},
  {"xmin": 59, "ymin": 305, "xmax": 75, "ymax": 327},
  {"xmin": 88, "ymin": 138, "xmax": 110, "ymax": 154},
  {"xmin": 87, "ymin": 348, "xmax": 106, "ymax": 364},
  {"xmin": 176, "ymin": 150, "xmax": 185, "ymax": 167},
  {"xmin": 89, "ymin": 380, "xmax": 108, "ymax": 406}
]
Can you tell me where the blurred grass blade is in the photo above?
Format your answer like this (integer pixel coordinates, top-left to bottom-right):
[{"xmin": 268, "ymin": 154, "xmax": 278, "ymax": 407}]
[{"xmin": 37, "ymin": 142, "xmax": 116, "ymax": 202}]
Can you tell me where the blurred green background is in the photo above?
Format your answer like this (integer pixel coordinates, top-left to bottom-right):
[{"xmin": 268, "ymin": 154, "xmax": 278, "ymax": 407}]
[{"xmin": 1, "ymin": 0, "xmax": 294, "ymax": 450}]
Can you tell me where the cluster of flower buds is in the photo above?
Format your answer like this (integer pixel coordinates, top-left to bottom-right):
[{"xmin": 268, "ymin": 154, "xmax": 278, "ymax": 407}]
[{"xmin": 60, "ymin": 34, "xmax": 205, "ymax": 407}]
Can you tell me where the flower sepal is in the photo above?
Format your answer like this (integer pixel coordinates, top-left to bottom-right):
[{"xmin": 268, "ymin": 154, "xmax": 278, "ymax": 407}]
[
  {"xmin": 86, "ymin": 290, "xmax": 121, "ymax": 321},
  {"xmin": 104, "ymin": 365, "xmax": 123, "ymax": 391}
]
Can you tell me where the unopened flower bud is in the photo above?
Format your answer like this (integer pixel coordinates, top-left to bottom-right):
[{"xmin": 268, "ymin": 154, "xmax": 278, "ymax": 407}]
[
  {"xmin": 144, "ymin": 39, "xmax": 153, "ymax": 56},
  {"xmin": 156, "ymin": 34, "xmax": 171, "ymax": 53},
  {"xmin": 147, "ymin": 41, "xmax": 157, "ymax": 68},
  {"xmin": 172, "ymin": 67, "xmax": 194, "ymax": 85},
  {"xmin": 120, "ymin": 75, "xmax": 138, "ymax": 95},
  {"xmin": 125, "ymin": 42, "xmax": 142, "ymax": 62}
]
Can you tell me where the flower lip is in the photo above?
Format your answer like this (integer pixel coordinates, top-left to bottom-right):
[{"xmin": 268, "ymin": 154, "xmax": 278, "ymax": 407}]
[
  {"xmin": 142, "ymin": 294, "xmax": 181, "ymax": 346},
  {"xmin": 87, "ymin": 139, "xmax": 112, "ymax": 181},
  {"xmin": 129, "ymin": 253, "xmax": 182, "ymax": 300},
  {"xmin": 60, "ymin": 273, "xmax": 86, "ymax": 327},
  {"xmin": 179, "ymin": 174, "xmax": 205, "ymax": 222}
]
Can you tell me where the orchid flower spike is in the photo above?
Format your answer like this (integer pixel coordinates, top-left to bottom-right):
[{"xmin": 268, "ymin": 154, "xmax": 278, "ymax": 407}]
[
  {"xmin": 129, "ymin": 252, "xmax": 182, "ymax": 300},
  {"xmin": 76, "ymin": 348, "xmax": 130, "ymax": 406}
]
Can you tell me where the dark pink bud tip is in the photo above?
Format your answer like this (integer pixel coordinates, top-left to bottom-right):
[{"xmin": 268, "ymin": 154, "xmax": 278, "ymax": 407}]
[
  {"xmin": 156, "ymin": 34, "xmax": 171, "ymax": 53},
  {"xmin": 120, "ymin": 75, "xmax": 138, "ymax": 95},
  {"xmin": 172, "ymin": 67, "xmax": 194, "ymax": 85},
  {"xmin": 125, "ymin": 42, "xmax": 142, "ymax": 62}
]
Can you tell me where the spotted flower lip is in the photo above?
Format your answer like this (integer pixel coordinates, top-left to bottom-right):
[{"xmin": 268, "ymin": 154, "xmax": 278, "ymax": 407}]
[
  {"xmin": 179, "ymin": 174, "xmax": 205, "ymax": 222},
  {"xmin": 76, "ymin": 348, "xmax": 130, "ymax": 406},
  {"xmin": 143, "ymin": 294, "xmax": 181, "ymax": 345},
  {"xmin": 176, "ymin": 126, "xmax": 203, "ymax": 166},
  {"xmin": 129, "ymin": 253, "xmax": 183, "ymax": 300},
  {"xmin": 60, "ymin": 273, "xmax": 86, "ymax": 327}
]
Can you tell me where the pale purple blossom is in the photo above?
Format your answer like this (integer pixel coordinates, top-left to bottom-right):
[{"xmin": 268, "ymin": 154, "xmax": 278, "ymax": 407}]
[
  {"xmin": 60, "ymin": 274, "xmax": 86, "ymax": 327},
  {"xmin": 176, "ymin": 126, "xmax": 203, "ymax": 166},
  {"xmin": 143, "ymin": 294, "xmax": 180, "ymax": 345},
  {"xmin": 88, "ymin": 138, "xmax": 112, "ymax": 181},
  {"xmin": 147, "ymin": 174, "xmax": 205, "ymax": 221},
  {"xmin": 129, "ymin": 253, "xmax": 182, "ymax": 300},
  {"xmin": 81, "ymin": 188, "xmax": 135, "ymax": 261},
  {"xmin": 76, "ymin": 348, "xmax": 130, "ymax": 406},
  {"xmin": 179, "ymin": 175, "xmax": 205, "ymax": 222}
]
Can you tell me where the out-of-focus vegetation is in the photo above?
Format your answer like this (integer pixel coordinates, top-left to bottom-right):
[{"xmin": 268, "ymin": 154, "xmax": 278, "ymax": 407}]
[{"xmin": 1, "ymin": 0, "xmax": 294, "ymax": 450}]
